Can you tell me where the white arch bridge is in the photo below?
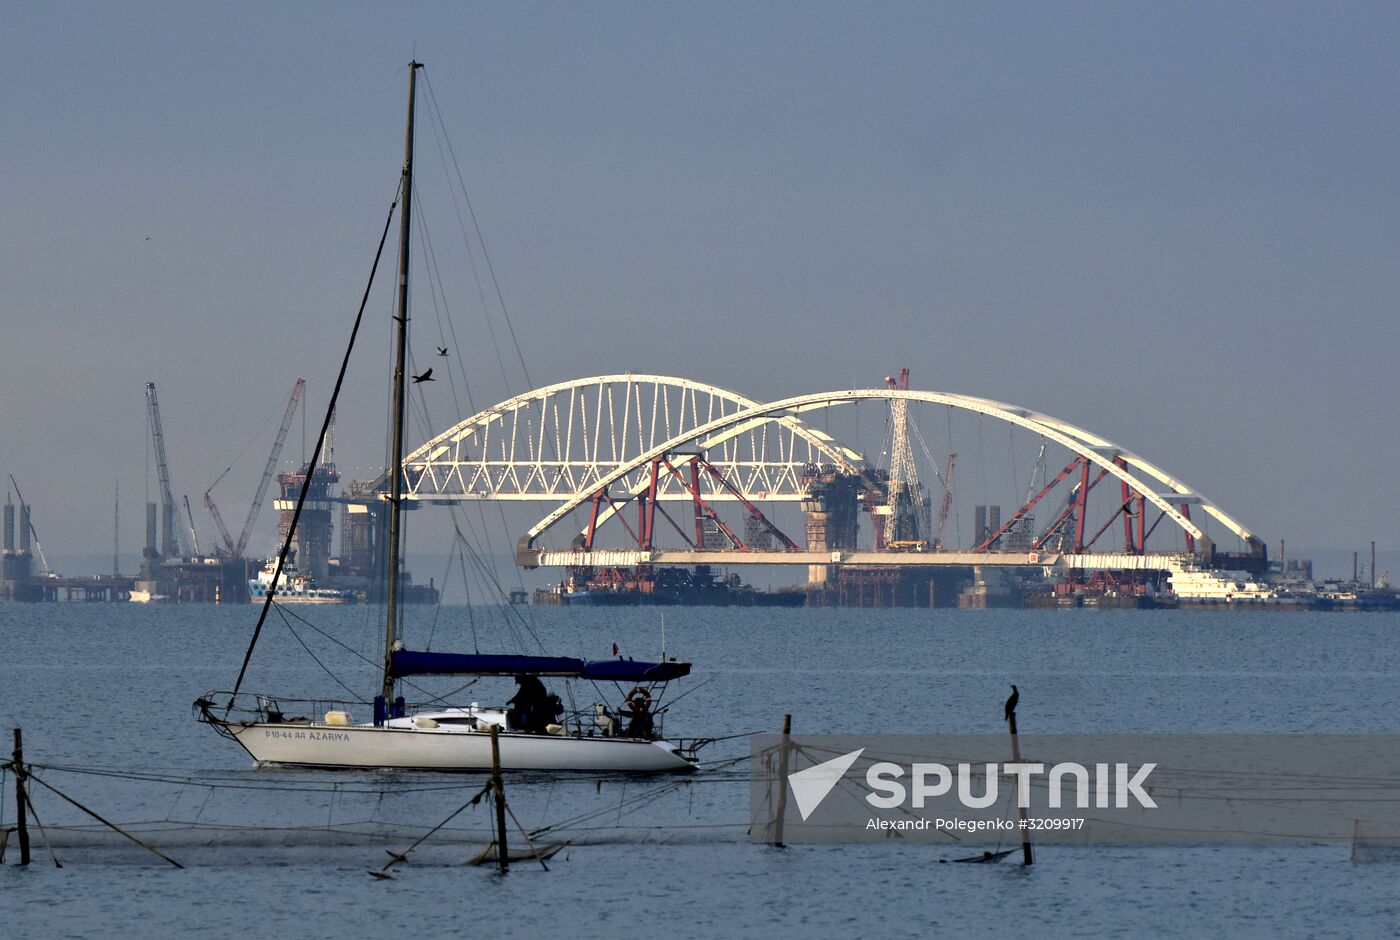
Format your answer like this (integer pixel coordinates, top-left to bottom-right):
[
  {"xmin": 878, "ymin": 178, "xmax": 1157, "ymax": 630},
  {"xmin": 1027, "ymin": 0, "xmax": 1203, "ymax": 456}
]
[{"xmin": 381, "ymin": 375, "xmax": 1264, "ymax": 575}]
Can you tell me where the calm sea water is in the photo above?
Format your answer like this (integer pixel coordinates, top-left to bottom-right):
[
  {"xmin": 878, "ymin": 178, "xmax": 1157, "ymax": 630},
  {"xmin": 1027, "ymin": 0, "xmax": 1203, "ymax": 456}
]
[{"xmin": 2, "ymin": 603, "xmax": 1399, "ymax": 938}]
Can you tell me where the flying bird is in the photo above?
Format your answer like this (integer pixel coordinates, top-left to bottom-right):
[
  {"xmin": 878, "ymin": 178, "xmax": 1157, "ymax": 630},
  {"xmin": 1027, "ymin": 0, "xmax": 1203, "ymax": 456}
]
[
  {"xmin": 411, "ymin": 368, "xmax": 435, "ymax": 383},
  {"xmin": 436, "ymin": 346, "xmax": 449, "ymax": 357},
  {"xmin": 1004, "ymin": 684, "xmax": 1019, "ymax": 723}
]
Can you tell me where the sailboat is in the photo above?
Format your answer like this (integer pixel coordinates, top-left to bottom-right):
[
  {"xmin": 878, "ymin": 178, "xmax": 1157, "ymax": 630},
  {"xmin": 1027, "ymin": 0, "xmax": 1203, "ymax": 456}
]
[{"xmin": 195, "ymin": 62, "xmax": 698, "ymax": 774}]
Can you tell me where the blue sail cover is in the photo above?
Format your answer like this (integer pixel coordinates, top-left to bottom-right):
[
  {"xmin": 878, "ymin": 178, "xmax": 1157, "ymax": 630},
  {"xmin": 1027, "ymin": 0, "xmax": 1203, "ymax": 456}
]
[
  {"xmin": 388, "ymin": 649, "xmax": 692, "ymax": 682},
  {"xmin": 580, "ymin": 659, "xmax": 692, "ymax": 682},
  {"xmin": 389, "ymin": 650, "xmax": 584, "ymax": 678}
]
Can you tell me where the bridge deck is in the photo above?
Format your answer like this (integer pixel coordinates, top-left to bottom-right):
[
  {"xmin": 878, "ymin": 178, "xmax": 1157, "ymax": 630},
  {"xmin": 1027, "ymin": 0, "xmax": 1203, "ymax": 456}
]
[{"xmin": 526, "ymin": 549, "xmax": 1187, "ymax": 571}]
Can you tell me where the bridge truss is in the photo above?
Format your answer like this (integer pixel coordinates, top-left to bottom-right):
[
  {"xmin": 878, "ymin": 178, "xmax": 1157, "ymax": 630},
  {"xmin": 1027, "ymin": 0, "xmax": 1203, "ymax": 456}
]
[
  {"xmin": 398, "ymin": 374, "xmax": 865, "ymax": 505},
  {"xmin": 378, "ymin": 376, "xmax": 1262, "ymax": 573}
]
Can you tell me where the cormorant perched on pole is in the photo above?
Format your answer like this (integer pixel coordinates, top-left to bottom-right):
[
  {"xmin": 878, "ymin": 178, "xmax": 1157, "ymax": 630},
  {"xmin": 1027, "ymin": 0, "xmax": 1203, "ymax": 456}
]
[{"xmin": 1002, "ymin": 683, "xmax": 1033, "ymax": 866}]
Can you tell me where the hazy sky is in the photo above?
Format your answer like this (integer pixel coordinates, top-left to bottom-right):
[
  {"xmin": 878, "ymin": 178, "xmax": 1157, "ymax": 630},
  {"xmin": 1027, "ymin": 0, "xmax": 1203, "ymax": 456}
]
[{"xmin": 3, "ymin": 2, "xmax": 1398, "ymax": 572}]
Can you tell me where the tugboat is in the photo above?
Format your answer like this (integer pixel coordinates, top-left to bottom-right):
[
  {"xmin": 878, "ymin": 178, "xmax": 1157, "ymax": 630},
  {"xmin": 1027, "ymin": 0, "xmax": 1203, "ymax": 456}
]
[
  {"xmin": 248, "ymin": 552, "xmax": 355, "ymax": 604},
  {"xmin": 1166, "ymin": 560, "xmax": 1313, "ymax": 607}
]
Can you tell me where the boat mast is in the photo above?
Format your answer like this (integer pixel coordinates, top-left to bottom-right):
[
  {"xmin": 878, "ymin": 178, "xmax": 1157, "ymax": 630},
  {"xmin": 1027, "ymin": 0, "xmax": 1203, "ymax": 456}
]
[{"xmin": 382, "ymin": 61, "xmax": 422, "ymax": 706}]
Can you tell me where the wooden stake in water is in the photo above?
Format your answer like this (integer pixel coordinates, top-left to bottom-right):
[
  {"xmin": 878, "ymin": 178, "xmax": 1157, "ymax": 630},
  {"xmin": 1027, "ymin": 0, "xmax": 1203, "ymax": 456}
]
[
  {"xmin": 12, "ymin": 728, "xmax": 29, "ymax": 866},
  {"xmin": 490, "ymin": 724, "xmax": 509, "ymax": 873},
  {"xmin": 772, "ymin": 714, "xmax": 791, "ymax": 848},
  {"xmin": 1004, "ymin": 686, "xmax": 1034, "ymax": 866}
]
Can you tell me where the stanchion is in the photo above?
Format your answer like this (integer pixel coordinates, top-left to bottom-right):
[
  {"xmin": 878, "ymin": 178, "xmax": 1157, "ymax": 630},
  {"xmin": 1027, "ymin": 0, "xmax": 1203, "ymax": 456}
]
[
  {"xmin": 1004, "ymin": 687, "xmax": 1033, "ymax": 866},
  {"xmin": 12, "ymin": 728, "xmax": 29, "ymax": 866},
  {"xmin": 490, "ymin": 724, "xmax": 509, "ymax": 872},
  {"xmin": 772, "ymin": 714, "xmax": 791, "ymax": 848}
]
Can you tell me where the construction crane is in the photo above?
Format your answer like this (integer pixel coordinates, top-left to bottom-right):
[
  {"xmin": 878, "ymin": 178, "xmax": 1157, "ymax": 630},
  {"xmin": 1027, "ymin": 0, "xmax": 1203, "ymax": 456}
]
[
  {"xmin": 205, "ymin": 378, "xmax": 304, "ymax": 558},
  {"xmin": 7, "ymin": 474, "xmax": 51, "ymax": 576},
  {"xmin": 204, "ymin": 486, "xmax": 236, "ymax": 557},
  {"xmin": 183, "ymin": 494, "xmax": 201, "ymax": 556},
  {"xmin": 882, "ymin": 368, "xmax": 929, "ymax": 548},
  {"xmin": 145, "ymin": 382, "xmax": 191, "ymax": 559},
  {"xmin": 932, "ymin": 453, "xmax": 956, "ymax": 550}
]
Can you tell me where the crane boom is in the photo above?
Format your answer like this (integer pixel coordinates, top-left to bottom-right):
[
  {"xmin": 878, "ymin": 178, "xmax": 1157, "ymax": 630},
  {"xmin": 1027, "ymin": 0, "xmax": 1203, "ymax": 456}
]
[
  {"xmin": 235, "ymin": 378, "xmax": 304, "ymax": 557},
  {"xmin": 145, "ymin": 382, "xmax": 191, "ymax": 558},
  {"xmin": 933, "ymin": 452, "xmax": 956, "ymax": 550},
  {"xmin": 204, "ymin": 491, "xmax": 237, "ymax": 556},
  {"xmin": 7, "ymin": 474, "xmax": 51, "ymax": 575},
  {"xmin": 183, "ymin": 494, "xmax": 201, "ymax": 556}
]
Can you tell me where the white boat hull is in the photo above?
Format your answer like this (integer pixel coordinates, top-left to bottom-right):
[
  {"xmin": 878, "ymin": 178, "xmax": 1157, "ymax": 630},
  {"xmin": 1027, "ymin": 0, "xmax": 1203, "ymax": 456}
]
[
  {"xmin": 226, "ymin": 721, "xmax": 696, "ymax": 773},
  {"xmin": 246, "ymin": 593, "xmax": 351, "ymax": 605}
]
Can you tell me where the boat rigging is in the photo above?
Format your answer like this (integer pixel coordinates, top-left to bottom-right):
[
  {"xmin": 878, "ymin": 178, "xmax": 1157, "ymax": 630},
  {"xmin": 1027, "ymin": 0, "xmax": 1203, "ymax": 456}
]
[{"xmin": 196, "ymin": 61, "xmax": 699, "ymax": 773}]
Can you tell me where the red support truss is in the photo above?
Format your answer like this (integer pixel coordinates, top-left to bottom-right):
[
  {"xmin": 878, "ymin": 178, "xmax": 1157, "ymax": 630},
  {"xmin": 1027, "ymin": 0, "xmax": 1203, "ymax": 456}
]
[
  {"xmin": 1032, "ymin": 463, "xmax": 1110, "ymax": 552},
  {"xmin": 975, "ymin": 456, "xmax": 1083, "ymax": 552},
  {"xmin": 1072, "ymin": 458, "xmax": 1092, "ymax": 552},
  {"xmin": 586, "ymin": 453, "xmax": 800, "ymax": 553}
]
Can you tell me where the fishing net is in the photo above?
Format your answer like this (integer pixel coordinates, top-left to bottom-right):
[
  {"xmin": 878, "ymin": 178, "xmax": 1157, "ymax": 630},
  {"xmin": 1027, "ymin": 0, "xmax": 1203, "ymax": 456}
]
[
  {"xmin": 0, "ymin": 757, "xmax": 753, "ymax": 868},
  {"xmin": 1349, "ymin": 819, "xmax": 1400, "ymax": 863}
]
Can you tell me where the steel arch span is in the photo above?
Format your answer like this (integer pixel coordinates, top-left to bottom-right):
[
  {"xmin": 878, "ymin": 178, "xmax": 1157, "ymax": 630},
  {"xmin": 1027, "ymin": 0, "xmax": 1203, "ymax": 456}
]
[
  {"xmin": 517, "ymin": 387, "xmax": 1261, "ymax": 564},
  {"xmin": 393, "ymin": 374, "xmax": 866, "ymax": 504}
]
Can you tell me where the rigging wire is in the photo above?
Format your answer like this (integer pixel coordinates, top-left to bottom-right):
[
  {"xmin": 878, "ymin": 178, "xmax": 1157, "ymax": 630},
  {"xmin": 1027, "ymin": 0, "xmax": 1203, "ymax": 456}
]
[
  {"xmin": 228, "ymin": 181, "xmax": 401, "ymax": 708},
  {"xmin": 412, "ymin": 196, "xmax": 471, "ymax": 421},
  {"xmin": 401, "ymin": 341, "xmax": 525, "ymax": 610},
  {"xmin": 274, "ymin": 606, "xmax": 365, "ymax": 701},
  {"xmin": 910, "ymin": 420, "xmax": 946, "ymax": 488},
  {"xmin": 274, "ymin": 603, "xmax": 384, "ymax": 672},
  {"xmin": 206, "ymin": 386, "xmax": 293, "ymax": 495},
  {"xmin": 406, "ymin": 110, "xmax": 558, "ymax": 611},
  {"xmin": 424, "ymin": 536, "xmax": 459, "ymax": 650},
  {"xmin": 449, "ymin": 517, "xmax": 547, "ymax": 653},
  {"xmin": 269, "ymin": 602, "xmax": 470, "ymax": 707},
  {"xmin": 421, "ymin": 68, "xmax": 534, "ymax": 394},
  {"xmin": 458, "ymin": 543, "xmax": 480, "ymax": 650},
  {"xmin": 409, "ymin": 129, "xmax": 543, "ymax": 598},
  {"xmin": 422, "ymin": 68, "xmax": 608, "ymax": 569}
]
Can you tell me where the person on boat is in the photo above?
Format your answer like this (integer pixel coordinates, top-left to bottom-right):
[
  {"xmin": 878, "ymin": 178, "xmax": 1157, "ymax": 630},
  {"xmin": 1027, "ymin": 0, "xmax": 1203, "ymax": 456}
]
[
  {"xmin": 621, "ymin": 687, "xmax": 655, "ymax": 739},
  {"xmin": 507, "ymin": 674, "xmax": 551, "ymax": 733}
]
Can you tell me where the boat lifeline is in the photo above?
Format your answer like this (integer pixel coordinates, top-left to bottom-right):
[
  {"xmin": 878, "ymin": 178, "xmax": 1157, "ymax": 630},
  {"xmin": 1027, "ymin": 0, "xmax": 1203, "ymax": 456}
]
[{"xmin": 196, "ymin": 62, "xmax": 697, "ymax": 773}]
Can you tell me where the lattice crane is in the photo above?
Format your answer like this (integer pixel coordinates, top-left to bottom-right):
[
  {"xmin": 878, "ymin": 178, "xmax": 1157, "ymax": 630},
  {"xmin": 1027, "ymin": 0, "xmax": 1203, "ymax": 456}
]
[
  {"xmin": 7, "ymin": 475, "xmax": 51, "ymax": 575},
  {"xmin": 145, "ymin": 382, "xmax": 191, "ymax": 559},
  {"xmin": 882, "ymin": 368, "xmax": 929, "ymax": 547},
  {"xmin": 204, "ymin": 378, "xmax": 304, "ymax": 558},
  {"xmin": 204, "ymin": 483, "xmax": 236, "ymax": 557},
  {"xmin": 932, "ymin": 452, "xmax": 956, "ymax": 550}
]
